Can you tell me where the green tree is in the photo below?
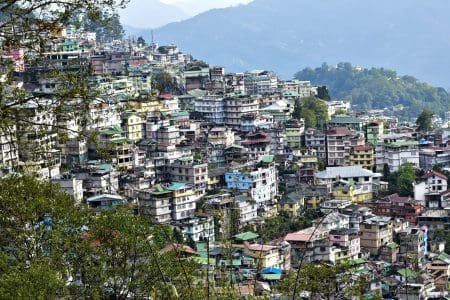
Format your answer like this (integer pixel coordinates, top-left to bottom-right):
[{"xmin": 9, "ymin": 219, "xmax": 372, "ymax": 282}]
[
  {"xmin": 137, "ymin": 36, "xmax": 146, "ymax": 46},
  {"xmin": 416, "ymin": 109, "xmax": 434, "ymax": 132},
  {"xmin": 382, "ymin": 163, "xmax": 390, "ymax": 181},
  {"xmin": 294, "ymin": 96, "xmax": 329, "ymax": 129},
  {"xmin": 152, "ymin": 70, "xmax": 177, "ymax": 94},
  {"xmin": 389, "ymin": 163, "xmax": 416, "ymax": 196},
  {"xmin": 317, "ymin": 86, "xmax": 331, "ymax": 100}
]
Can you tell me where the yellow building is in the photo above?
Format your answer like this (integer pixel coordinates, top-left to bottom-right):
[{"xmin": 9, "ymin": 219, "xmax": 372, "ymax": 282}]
[
  {"xmin": 121, "ymin": 112, "xmax": 143, "ymax": 142},
  {"xmin": 245, "ymin": 244, "xmax": 282, "ymax": 269},
  {"xmin": 281, "ymin": 191, "xmax": 304, "ymax": 217},
  {"xmin": 332, "ymin": 180, "xmax": 372, "ymax": 203},
  {"xmin": 129, "ymin": 96, "xmax": 164, "ymax": 114},
  {"xmin": 350, "ymin": 145, "xmax": 374, "ymax": 170}
]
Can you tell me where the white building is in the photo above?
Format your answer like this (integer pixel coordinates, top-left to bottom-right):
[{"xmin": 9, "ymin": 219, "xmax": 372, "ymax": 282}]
[
  {"xmin": 315, "ymin": 166, "xmax": 381, "ymax": 194},
  {"xmin": 376, "ymin": 140, "xmax": 419, "ymax": 172},
  {"xmin": 224, "ymin": 95, "xmax": 259, "ymax": 128},
  {"xmin": 244, "ymin": 70, "xmax": 278, "ymax": 95},
  {"xmin": 52, "ymin": 174, "xmax": 84, "ymax": 204},
  {"xmin": 194, "ymin": 95, "xmax": 224, "ymax": 125},
  {"xmin": 414, "ymin": 170, "xmax": 448, "ymax": 208},
  {"xmin": 180, "ymin": 216, "xmax": 215, "ymax": 243},
  {"xmin": 225, "ymin": 156, "xmax": 278, "ymax": 204}
]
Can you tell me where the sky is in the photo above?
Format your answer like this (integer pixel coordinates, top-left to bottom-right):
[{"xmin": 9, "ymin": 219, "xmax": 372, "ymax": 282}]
[{"xmin": 120, "ymin": 0, "xmax": 253, "ymax": 29}]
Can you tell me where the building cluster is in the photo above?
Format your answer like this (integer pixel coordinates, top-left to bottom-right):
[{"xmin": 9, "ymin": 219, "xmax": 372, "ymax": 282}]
[{"xmin": 2, "ymin": 24, "xmax": 450, "ymax": 298}]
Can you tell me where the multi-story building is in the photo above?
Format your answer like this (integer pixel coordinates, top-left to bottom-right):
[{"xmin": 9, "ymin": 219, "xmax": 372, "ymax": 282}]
[
  {"xmin": 284, "ymin": 119, "xmax": 305, "ymax": 149},
  {"xmin": 224, "ymin": 95, "xmax": 259, "ymax": 128},
  {"xmin": 325, "ymin": 127, "xmax": 365, "ymax": 167},
  {"xmin": 375, "ymin": 193, "xmax": 424, "ymax": 225},
  {"xmin": 305, "ymin": 128, "xmax": 326, "ymax": 160},
  {"xmin": 329, "ymin": 229, "xmax": 360, "ymax": 260},
  {"xmin": 121, "ymin": 112, "xmax": 143, "ymax": 142},
  {"xmin": 240, "ymin": 130, "xmax": 271, "ymax": 160},
  {"xmin": 278, "ymin": 80, "xmax": 313, "ymax": 98},
  {"xmin": 240, "ymin": 113, "xmax": 274, "ymax": 132},
  {"xmin": 315, "ymin": 166, "xmax": 381, "ymax": 196},
  {"xmin": 52, "ymin": 173, "xmax": 84, "ymax": 204},
  {"xmin": 350, "ymin": 144, "xmax": 374, "ymax": 170},
  {"xmin": 167, "ymin": 182, "xmax": 197, "ymax": 221},
  {"xmin": 328, "ymin": 115, "xmax": 366, "ymax": 132},
  {"xmin": 225, "ymin": 156, "xmax": 278, "ymax": 204},
  {"xmin": 360, "ymin": 216, "xmax": 393, "ymax": 256},
  {"xmin": 0, "ymin": 126, "xmax": 19, "ymax": 174},
  {"xmin": 366, "ymin": 120, "xmax": 384, "ymax": 146},
  {"xmin": 179, "ymin": 216, "xmax": 215, "ymax": 243},
  {"xmin": 414, "ymin": 170, "xmax": 448, "ymax": 208},
  {"xmin": 74, "ymin": 163, "xmax": 119, "ymax": 198},
  {"xmin": 138, "ymin": 184, "xmax": 172, "ymax": 223},
  {"xmin": 244, "ymin": 70, "xmax": 278, "ymax": 95},
  {"xmin": 419, "ymin": 146, "xmax": 450, "ymax": 170},
  {"xmin": 194, "ymin": 94, "xmax": 224, "ymax": 125},
  {"xmin": 168, "ymin": 156, "xmax": 208, "ymax": 195},
  {"xmin": 375, "ymin": 140, "xmax": 419, "ymax": 172},
  {"xmin": 331, "ymin": 180, "xmax": 373, "ymax": 203},
  {"xmin": 207, "ymin": 127, "xmax": 235, "ymax": 146}
]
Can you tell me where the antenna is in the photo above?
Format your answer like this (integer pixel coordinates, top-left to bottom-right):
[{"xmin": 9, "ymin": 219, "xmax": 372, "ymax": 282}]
[{"xmin": 151, "ymin": 29, "xmax": 154, "ymax": 45}]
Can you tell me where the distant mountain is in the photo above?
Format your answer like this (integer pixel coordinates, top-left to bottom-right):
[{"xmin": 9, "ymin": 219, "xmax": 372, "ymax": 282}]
[
  {"xmin": 120, "ymin": 0, "xmax": 188, "ymax": 29},
  {"xmin": 295, "ymin": 63, "xmax": 450, "ymax": 120},
  {"xmin": 152, "ymin": 0, "xmax": 450, "ymax": 87}
]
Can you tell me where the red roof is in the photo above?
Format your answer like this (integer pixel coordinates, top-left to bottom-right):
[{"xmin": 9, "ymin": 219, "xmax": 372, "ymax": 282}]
[
  {"xmin": 352, "ymin": 144, "xmax": 372, "ymax": 151},
  {"xmin": 326, "ymin": 127, "xmax": 353, "ymax": 136},
  {"xmin": 158, "ymin": 93, "xmax": 174, "ymax": 100},
  {"xmin": 422, "ymin": 170, "xmax": 448, "ymax": 181},
  {"xmin": 160, "ymin": 243, "xmax": 197, "ymax": 255}
]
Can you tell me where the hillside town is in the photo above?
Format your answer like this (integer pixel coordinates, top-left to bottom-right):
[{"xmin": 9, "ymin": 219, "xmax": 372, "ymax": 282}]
[{"xmin": 2, "ymin": 23, "xmax": 450, "ymax": 299}]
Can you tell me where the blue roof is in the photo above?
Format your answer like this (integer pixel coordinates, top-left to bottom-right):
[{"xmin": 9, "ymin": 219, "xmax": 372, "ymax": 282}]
[
  {"xmin": 167, "ymin": 182, "xmax": 189, "ymax": 191},
  {"xmin": 261, "ymin": 267, "xmax": 282, "ymax": 274}
]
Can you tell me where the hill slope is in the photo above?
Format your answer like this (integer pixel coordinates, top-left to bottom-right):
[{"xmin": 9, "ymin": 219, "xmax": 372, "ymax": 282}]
[
  {"xmin": 295, "ymin": 63, "xmax": 450, "ymax": 120},
  {"xmin": 152, "ymin": 0, "xmax": 450, "ymax": 87}
]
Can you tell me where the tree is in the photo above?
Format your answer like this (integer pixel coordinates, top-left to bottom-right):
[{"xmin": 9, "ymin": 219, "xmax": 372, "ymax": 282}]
[
  {"xmin": 152, "ymin": 70, "xmax": 177, "ymax": 94},
  {"xmin": 382, "ymin": 163, "xmax": 390, "ymax": 181},
  {"xmin": 416, "ymin": 109, "xmax": 434, "ymax": 132},
  {"xmin": 0, "ymin": 176, "xmax": 207, "ymax": 299},
  {"xmin": 317, "ymin": 86, "xmax": 331, "ymax": 100},
  {"xmin": 389, "ymin": 163, "xmax": 416, "ymax": 196},
  {"xmin": 294, "ymin": 96, "xmax": 329, "ymax": 129},
  {"xmin": 137, "ymin": 36, "xmax": 146, "ymax": 46}
]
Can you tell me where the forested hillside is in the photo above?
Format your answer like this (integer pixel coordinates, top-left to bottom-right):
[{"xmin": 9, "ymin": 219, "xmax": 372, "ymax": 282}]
[{"xmin": 295, "ymin": 63, "xmax": 450, "ymax": 120}]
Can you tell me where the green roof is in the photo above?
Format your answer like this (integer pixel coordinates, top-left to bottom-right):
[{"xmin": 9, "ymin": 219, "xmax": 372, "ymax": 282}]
[
  {"xmin": 193, "ymin": 256, "xmax": 215, "ymax": 265},
  {"xmin": 234, "ymin": 232, "xmax": 259, "ymax": 241},
  {"xmin": 385, "ymin": 242, "xmax": 399, "ymax": 249},
  {"xmin": 100, "ymin": 126, "xmax": 124, "ymax": 136},
  {"xmin": 398, "ymin": 268, "xmax": 418, "ymax": 279},
  {"xmin": 352, "ymin": 258, "xmax": 367, "ymax": 265},
  {"xmin": 261, "ymin": 274, "xmax": 282, "ymax": 280},
  {"xmin": 151, "ymin": 184, "xmax": 171, "ymax": 195},
  {"xmin": 97, "ymin": 164, "xmax": 112, "ymax": 171},
  {"xmin": 260, "ymin": 155, "xmax": 274, "ymax": 164},
  {"xmin": 437, "ymin": 252, "xmax": 450, "ymax": 262},
  {"xmin": 386, "ymin": 141, "xmax": 418, "ymax": 148}
]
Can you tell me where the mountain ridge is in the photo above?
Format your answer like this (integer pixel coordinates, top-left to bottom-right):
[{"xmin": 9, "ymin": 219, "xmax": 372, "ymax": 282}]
[{"xmin": 147, "ymin": 0, "xmax": 450, "ymax": 87}]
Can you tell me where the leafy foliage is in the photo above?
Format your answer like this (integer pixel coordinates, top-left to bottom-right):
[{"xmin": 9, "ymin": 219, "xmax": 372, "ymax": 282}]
[
  {"xmin": 295, "ymin": 62, "xmax": 450, "ymax": 120},
  {"xmin": 0, "ymin": 176, "xmax": 206, "ymax": 299},
  {"xmin": 292, "ymin": 96, "xmax": 329, "ymax": 129},
  {"xmin": 388, "ymin": 163, "xmax": 416, "ymax": 196},
  {"xmin": 416, "ymin": 109, "xmax": 434, "ymax": 132}
]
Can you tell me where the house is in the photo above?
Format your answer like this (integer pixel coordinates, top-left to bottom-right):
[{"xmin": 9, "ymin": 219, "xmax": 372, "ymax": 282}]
[
  {"xmin": 121, "ymin": 111, "xmax": 143, "ymax": 142},
  {"xmin": 359, "ymin": 216, "xmax": 393, "ymax": 256},
  {"xmin": 414, "ymin": 170, "xmax": 448, "ymax": 208},
  {"xmin": 280, "ymin": 191, "xmax": 305, "ymax": 217},
  {"xmin": 284, "ymin": 119, "xmax": 305, "ymax": 149},
  {"xmin": 168, "ymin": 156, "xmax": 208, "ymax": 195},
  {"xmin": 52, "ymin": 174, "xmax": 84, "ymax": 204},
  {"xmin": 240, "ymin": 130, "xmax": 272, "ymax": 160},
  {"xmin": 328, "ymin": 115, "xmax": 366, "ymax": 132},
  {"xmin": 223, "ymin": 95, "xmax": 259, "ymax": 129},
  {"xmin": 315, "ymin": 166, "xmax": 381, "ymax": 195},
  {"xmin": 329, "ymin": 229, "xmax": 360, "ymax": 260},
  {"xmin": 225, "ymin": 156, "xmax": 278, "ymax": 204},
  {"xmin": 284, "ymin": 227, "xmax": 329, "ymax": 265},
  {"xmin": 375, "ymin": 140, "xmax": 419, "ymax": 172},
  {"xmin": 332, "ymin": 179, "xmax": 373, "ymax": 203},
  {"xmin": 87, "ymin": 194, "xmax": 124, "ymax": 210},
  {"xmin": 375, "ymin": 193, "xmax": 424, "ymax": 225},
  {"xmin": 426, "ymin": 252, "xmax": 450, "ymax": 291},
  {"xmin": 304, "ymin": 128, "xmax": 326, "ymax": 160},
  {"xmin": 167, "ymin": 182, "xmax": 197, "ymax": 221},
  {"xmin": 380, "ymin": 242, "xmax": 400, "ymax": 264},
  {"xmin": 178, "ymin": 216, "xmax": 215, "ymax": 243},
  {"xmin": 419, "ymin": 146, "xmax": 450, "ymax": 170},
  {"xmin": 326, "ymin": 127, "xmax": 365, "ymax": 167},
  {"xmin": 366, "ymin": 120, "xmax": 384, "ymax": 146},
  {"xmin": 313, "ymin": 212, "xmax": 350, "ymax": 230},
  {"xmin": 138, "ymin": 184, "xmax": 172, "ymax": 223},
  {"xmin": 350, "ymin": 144, "xmax": 374, "ymax": 170}
]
